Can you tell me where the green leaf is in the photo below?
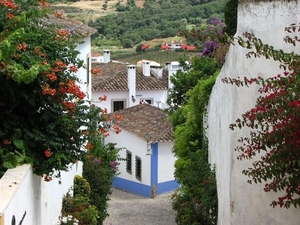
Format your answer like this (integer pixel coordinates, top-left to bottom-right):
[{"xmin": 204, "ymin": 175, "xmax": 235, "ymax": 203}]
[
  {"xmin": 12, "ymin": 129, "xmax": 25, "ymax": 150},
  {"xmin": 2, "ymin": 152, "xmax": 19, "ymax": 169}
]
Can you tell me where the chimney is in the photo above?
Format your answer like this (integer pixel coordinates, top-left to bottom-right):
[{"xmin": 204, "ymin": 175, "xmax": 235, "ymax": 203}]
[
  {"xmin": 127, "ymin": 65, "xmax": 136, "ymax": 107},
  {"xmin": 103, "ymin": 50, "xmax": 110, "ymax": 63},
  {"xmin": 142, "ymin": 61, "xmax": 151, "ymax": 76},
  {"xmin": 150, "ymin": 66, "xmax": 163, "ymax": 77},
  {"xmin": 168, "ymin": 61, "xmax": 180, "ymax": 90},
  {"xmin": 165, "ymin": 62, "xmax": 170, "ymax": 70}
]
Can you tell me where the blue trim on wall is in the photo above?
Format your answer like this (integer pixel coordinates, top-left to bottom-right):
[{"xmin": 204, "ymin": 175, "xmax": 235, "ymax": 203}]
[
  {"xmin": 112, "ymin": 177, "xmax": 152, "ymax": 198},
  {"xmin": 151, "ymin": 143, "xmax": 158, "ymax": 187},
  {"xmin": 157, "ymin": 180, "xmax": 179, "ymax": 195},
  {"xmin": 112, "ymin": 142, "xmax": 178, "ymax": 198}
]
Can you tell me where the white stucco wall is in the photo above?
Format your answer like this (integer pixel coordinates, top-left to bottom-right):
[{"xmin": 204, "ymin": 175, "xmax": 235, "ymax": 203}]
[
  {"xmin": 76, "ymin": 36, "xmax": 92, "ymax": 100},
  {"xmin": 92, "ymin": 89, "xmax": 168, "ymax": 113},
  {"xmin": 106, "ymin": 129, "xmax": 151, "ymax": 185},
  {"xmin": 157, "ymin": 142, "xmax": 176, "ymax": 183},
  {"xmin": 207, "ymin": 1, "xmax": 300, "ymax": 224},
  {"xmin": 0, "ymin": 163, "xmax": 82, "ymax": 225}
]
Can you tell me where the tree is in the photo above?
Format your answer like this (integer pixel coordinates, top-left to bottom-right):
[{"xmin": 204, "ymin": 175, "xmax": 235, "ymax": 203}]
[
  {"xmin": 223, "ymin": 25, "xmax": 300, "ymax": 208},
  {"xmin": 224, "ymin": 0, "xmax": 238, "ymax": 36},
  {"xmin": 102, "ymin": 3, "xmax": 107, "ymax": 10},
  {"xmin": 172, "ymin": 71, "xmax": 219, "ymax": 225},
  {"xmin": 167, "ymin": 56, "xmax": 221, "ymax": 116},
  {"xmin": 0, "ymin": 0, "xmax": 115, "ymax": 179}
]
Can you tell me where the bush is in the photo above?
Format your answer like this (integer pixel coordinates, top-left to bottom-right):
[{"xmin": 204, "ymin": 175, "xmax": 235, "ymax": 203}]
[
  {"xmin": 0, "ymin": 0, "xmax": 107, "ymax": 179},
  {"xmin": 81, "ymin": 107, "xmax": 123, "ymax": 224},
  {"xmin": 60, "ymin": 176, "xmax": 98, "ymax": 225}
]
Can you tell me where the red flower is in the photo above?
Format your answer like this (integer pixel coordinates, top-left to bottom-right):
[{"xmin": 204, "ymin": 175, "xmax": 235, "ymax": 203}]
[
  {"xmin": 85, "ymin": 142, "xmax": 94, "ymax": 150},
  {"xmin": 91, "ymin": 68, "xmax": 102, "ymax": 74},
  {"xmin": 3, "ymin": 140, "xmax": 11, "ymax": 144},
  {"xmin": 98, "ymin": 95, "xmax": 107, "ymax": 101},
  {"xmin": 7, "ymin": 13, "xmax": 14, "ymax": 19},
  {"xmin": 44, "ymin": 149, "xmax": 52, "ymax": 157},
  {"xmin": 46, "ymin": 73, "xmax": 57, "ymax": 81},
  {"xmin": 69, "ymin": 65, "xmax": 78, "ymax": 73},
  {"xmin": 17, "ymin": 43, "xmax": 27, "ymax": 51}
]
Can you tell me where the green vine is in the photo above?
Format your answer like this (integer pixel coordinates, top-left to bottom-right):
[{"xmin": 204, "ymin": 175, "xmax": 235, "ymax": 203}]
[{"xmin": 172, "ymin": 71, "xmax": 219, "ymax": 225}]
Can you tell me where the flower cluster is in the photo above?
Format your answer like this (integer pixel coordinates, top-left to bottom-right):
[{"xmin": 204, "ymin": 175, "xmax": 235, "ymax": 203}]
[{"xmin": 0, "ymin": 0, "xmax": 111, "ymax": 179}]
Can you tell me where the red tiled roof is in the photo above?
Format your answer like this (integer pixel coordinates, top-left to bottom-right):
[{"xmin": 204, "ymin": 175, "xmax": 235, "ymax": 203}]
[
  {"xmin": 92, "ymin": 64, "xmax": 168, "ymax": 91},
  {"xmin": 91, "ymin": 52, "xmax": 103, "ymax": 57},
  {"xmin": 110, "ymin": 104, "xmax": 173, "ymax": 143},
  {"xmin": 41, "ymin": 14, "xmax": 97, "ymax": 36}
]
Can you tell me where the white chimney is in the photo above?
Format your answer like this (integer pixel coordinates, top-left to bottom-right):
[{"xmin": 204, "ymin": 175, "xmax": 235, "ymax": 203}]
[
  {"xmin": 168, "ymin": 61, "xmax": 181, "ymax": 90},
  {"xmin": 103, "ymin": 50, "xmax": 110, "ymax": 63},
  {"xmin": 127, "ymin": 65, "xmax": 136, "ymax": 107},
  {"xmin": 142, "ymin": 61, "xmax": 151, "ymax": 76},
  {"xmin": 150, "ymin": 66, "xmax": 163, "ymax": 77}
]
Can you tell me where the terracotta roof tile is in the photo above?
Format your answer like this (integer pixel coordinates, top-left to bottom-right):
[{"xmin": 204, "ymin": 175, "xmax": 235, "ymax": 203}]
[
  {"xmin": 91, "ymin": 52, "xmax": 103, "ymax": 57},
  {"xmin": 92, "ymin": 64, "xmax": 168, "ymax": 91},
  {"xmin": 41, "ymin": 14, "xmax": 97, "ymax": 36},
  {"xmin": 110, "ymin": 104, "xmax": 173, "ymax": 143}
]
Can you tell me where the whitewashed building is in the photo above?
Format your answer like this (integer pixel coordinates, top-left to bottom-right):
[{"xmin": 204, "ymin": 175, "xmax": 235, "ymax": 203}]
[
  {"xmin": 91, "ymin": 51, "xmax": 185, "ymax": 112},
  {"xmin": 106, "ymin": 104, "xmax": 178, "ymax": 197}
]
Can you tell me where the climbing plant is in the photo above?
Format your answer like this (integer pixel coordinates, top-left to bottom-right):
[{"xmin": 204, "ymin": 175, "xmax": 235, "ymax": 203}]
[
  {"xmin": 223, "ymin": 23, "xmax": 300, "ymax": 208},
  {"xmin": 0, "ymin": 0, "xmax": 111, "ymax": 180},
  {"xmin": 171, "ymin": 69, "xmax": 219, "ymax": 225}
]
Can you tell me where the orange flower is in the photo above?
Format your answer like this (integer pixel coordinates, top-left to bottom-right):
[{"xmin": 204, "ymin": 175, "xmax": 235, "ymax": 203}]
[
  {"xmin": 7, "ymin": 13, "xmax": 14, "ymax": 19},
  {"xmin": 54, "ymin": 11, "xmax": 64, "ymax": 18},
  {"xmin": 85, "ymin": 142, "xmax": 94, "ymax": 150},
  {"xmin": 40, "ymin": 0, "xmax": 50, "ymax": 7},
  {"xmin": 54, "ymin": 60, "xmax": 66, "ymax": 68},
  {"xmin": 98, "ymin": 95, "xmax": 107, "ymax": 101},
  {"xmin": 3, "ymin": 140, "xmax": 11, "ymax": 144},
  {"xmin": 17, "ymin": 43, "xmax": 27, "ymax": 51},
  {"xmin": 114, "ymin": 114, "xmax": 123, "ymax": 120},
  {"xmin": 91, "ymin": 68, "xmax": 102, "ymax": 74},
  {"xmin": 44, "ymin": 149, "xmax": 52, "ymax": 157},
  {"xmin": 69, "ymin": 65, "xmax": 78, "ymax": 72},
  {"xmin": 50, "ymin": 89, "xmax": 56, "ymax": 96},
  {"xmin": 46, "ymin": 73, "xmax": 57, "ymax": 81}
]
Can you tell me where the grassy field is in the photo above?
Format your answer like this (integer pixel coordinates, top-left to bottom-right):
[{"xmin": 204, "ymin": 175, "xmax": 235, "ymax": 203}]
[{"xmin": 51, "ymin": 0, "xmax": 145, "ymax": 23}]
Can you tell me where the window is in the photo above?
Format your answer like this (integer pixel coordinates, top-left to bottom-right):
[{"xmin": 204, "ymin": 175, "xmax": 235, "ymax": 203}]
[
  {"xmin": 140, "ymin": 98, "xmax": 153, "ymax": 104},
  {"xmin": 135, "ymin": 156, "xmax": 142, "ymax": 181},
  {"xmin": 112, "ymin": 99, "xmax": 125, "ymax": 112},
  {"xmin": 126, "ymin": 151, "xmax": 132, "ymax": 174}
]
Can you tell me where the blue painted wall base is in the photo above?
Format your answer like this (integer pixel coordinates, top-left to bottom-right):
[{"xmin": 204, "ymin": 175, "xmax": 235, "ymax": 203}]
[{"xmin": 112, "ymin": 177, "xmax": 179, "ymax": 198}]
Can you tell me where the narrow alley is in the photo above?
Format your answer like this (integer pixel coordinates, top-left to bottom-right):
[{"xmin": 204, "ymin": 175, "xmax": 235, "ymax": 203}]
[{"xmin": 103, "ymin": 188, "xmax": 177, "ymax": 225}]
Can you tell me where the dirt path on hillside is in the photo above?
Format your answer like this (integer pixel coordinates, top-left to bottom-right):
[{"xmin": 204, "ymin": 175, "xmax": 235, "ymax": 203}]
[{"xmin": 103, "ymin": 188, "xmax": 177, "ymax": 225}]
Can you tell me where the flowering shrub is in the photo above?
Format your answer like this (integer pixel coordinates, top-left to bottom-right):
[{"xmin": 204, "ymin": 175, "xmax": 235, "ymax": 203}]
[
  {"xmin": 179, "ymin": 17, "xmax": 226, "ymax": 57},
  {"xmin": 60, "ymin": 175, "xmax": 98, "ymax": 225},
  {"xmin": 223, "ymin": 24, "xmax": 300, "ymax": 208},
  {"xmin": 0, "ymin": 0, "xmax": 107, "ymax": 179}
]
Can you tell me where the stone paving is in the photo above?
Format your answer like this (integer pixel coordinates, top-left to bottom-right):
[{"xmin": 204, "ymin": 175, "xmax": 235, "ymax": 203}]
[{"xmin": 103, "ymin": 188, "xmax": 177, "ymax": 225}]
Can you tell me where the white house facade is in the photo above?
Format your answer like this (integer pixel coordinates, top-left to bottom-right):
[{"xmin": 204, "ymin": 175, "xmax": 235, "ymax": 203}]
[
  {"xmin": 105, "ymin": 104, "xmax": 178, "ymax": 197},
  {"xmin": 91, "ymin": 50, "xmax": 185, "ymax": 112}
]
